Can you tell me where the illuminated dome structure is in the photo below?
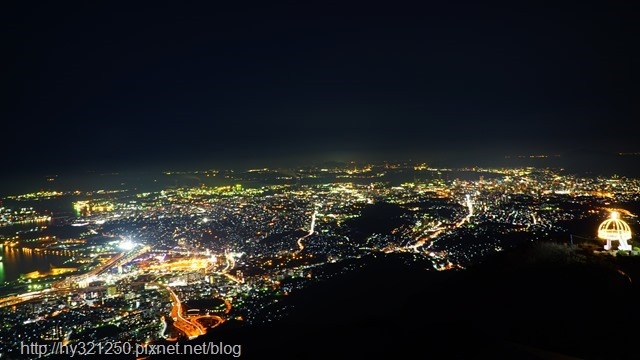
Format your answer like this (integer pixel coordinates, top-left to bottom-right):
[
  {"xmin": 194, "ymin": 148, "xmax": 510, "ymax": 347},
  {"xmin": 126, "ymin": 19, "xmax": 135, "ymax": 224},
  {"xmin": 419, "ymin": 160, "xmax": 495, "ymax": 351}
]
[{"xmin": 597, "ymin": 212, "xmax": 632, "ymax": 251}]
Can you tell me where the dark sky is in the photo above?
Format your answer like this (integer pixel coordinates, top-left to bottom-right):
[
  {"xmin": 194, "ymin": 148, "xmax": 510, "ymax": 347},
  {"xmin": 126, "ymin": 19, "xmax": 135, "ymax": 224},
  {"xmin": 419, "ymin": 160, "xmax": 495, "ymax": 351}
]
[{"xmin": 2, "ymin": 0, "xmax": 639, "ymax": 175}]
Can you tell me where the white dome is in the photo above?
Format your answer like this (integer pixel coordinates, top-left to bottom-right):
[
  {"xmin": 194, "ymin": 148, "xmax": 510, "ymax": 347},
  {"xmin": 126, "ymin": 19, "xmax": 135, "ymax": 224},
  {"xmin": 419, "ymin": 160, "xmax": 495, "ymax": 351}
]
[{"xmin": 598, "ymin": 212, "xmax": 632, "ymax": 241}]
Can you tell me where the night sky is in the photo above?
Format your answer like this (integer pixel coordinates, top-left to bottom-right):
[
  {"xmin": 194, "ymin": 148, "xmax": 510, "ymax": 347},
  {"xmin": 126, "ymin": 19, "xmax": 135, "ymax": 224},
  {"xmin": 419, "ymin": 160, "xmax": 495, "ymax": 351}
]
[{"xmin": 3, "ymin": 0, "xmax": 639, "ymax": 175}]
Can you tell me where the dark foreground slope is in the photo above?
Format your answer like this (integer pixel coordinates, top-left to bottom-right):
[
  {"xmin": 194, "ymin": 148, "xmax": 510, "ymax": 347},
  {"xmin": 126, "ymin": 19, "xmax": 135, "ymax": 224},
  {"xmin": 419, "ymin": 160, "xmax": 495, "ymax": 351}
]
[{"xmin": 155, "ymin": 244, "xmax": 639, "ymax": 360}]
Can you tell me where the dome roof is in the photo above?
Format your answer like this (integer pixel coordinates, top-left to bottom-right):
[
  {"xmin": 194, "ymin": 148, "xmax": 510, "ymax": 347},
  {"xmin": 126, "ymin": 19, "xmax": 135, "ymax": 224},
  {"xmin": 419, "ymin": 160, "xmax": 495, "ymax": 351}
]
[{"xmin": 598, "ymin": 212, "xmax": 632, "ymax": 241}]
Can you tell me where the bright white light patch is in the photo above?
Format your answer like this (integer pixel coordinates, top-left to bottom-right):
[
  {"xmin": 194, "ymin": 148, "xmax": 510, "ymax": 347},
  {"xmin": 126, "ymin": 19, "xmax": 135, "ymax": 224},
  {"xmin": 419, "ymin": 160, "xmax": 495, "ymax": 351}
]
[{"xmin": 119, "ymin": 240, "xmax": 135, "ymax": 250}]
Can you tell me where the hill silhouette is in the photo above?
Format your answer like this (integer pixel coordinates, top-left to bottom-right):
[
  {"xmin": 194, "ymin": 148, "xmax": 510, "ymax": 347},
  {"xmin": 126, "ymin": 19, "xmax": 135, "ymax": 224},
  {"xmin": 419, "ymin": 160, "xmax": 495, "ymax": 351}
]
[{"xmin": 151, "ymin": 243, "xmax": 640, "ymax": 360}]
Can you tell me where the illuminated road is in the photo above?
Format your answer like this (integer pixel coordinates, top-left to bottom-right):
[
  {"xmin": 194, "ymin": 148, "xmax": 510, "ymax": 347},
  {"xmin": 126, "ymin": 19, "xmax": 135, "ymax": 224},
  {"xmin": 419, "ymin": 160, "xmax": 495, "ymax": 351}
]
[
  {"xmin": 52, "ymin": 246, "xmax": 150, "ymax": 289},
  {"xmin": 222, "ymin": 273, "xmax": 243, "ymax": 283},
  {"xmin": 296, "ymin": 205, "xmax": 318, "ymax": 253},
  {"xmin": 159, "ymin": 316, "xmax": 168, "ymax": 338},
  {"xmin": 405, "ymin": 222, "xmax": 446, "ymax": 251},
  {"xmin": 166, "ymin": 285, "xmax": 203, "ymax": 339},
  {"xmin": 408, "ymin": 197, "xmax": 473, "ymax": 251},
  {"xmin": 221, "ymin": 252, "xmax": 235, "ymax": 273},
  {"xmin": 90, "ymin": 253, "xmax": 125, "ymax": 276},
  {"xmin": 190, "ymin": 314, "xmax": 224, "ymax": 331},
  {"xmin": 50, "ymin": 253, "xmax": 124, "ymax": 289},
  {"xmin": 223, "ymin": 298, "xmax": 232, "ymax": 313},
  {"xmin": 158, "ymin": 283, "xmax": 226, "ymax": 340},
  {"xmin": 162, "ymin": 284, "xmax": 229, "ymax": 339},
  {"xmin": 0, "ymin": 287, "xmax": 105, "ymax": 308},
  {"xmin": 0, "ymin": 292, "xmax": 42, "ymax": 308},
  {"xmin": 213, "ymin": 252, "xmax": 244, "ymax": 283}
]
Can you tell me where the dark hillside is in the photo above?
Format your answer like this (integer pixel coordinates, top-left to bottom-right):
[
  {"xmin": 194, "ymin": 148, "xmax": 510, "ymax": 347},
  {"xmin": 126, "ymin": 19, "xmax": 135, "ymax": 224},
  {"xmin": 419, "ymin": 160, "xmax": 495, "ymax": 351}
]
[{"xmin": 153, "ymin": 243, "xmax": 640, "ymax": 360}]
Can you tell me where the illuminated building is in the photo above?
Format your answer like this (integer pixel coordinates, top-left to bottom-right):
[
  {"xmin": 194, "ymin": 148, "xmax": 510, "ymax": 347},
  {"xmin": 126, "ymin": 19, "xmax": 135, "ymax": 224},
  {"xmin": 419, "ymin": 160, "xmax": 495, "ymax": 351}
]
[{"xmin": 597, "ymin": 211, "xmax": 632, "ymax": 251}]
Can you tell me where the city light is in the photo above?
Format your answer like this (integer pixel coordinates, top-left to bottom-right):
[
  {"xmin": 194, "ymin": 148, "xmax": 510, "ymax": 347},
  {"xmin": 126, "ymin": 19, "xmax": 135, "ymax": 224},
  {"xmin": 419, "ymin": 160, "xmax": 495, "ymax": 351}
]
[
  {"xmin": 119, "ymin": 240, "xmax": 136, "ymax": 250},
  {"xmin": 1, "ymin": 162, "xmax": 639, "ymax": 356}
]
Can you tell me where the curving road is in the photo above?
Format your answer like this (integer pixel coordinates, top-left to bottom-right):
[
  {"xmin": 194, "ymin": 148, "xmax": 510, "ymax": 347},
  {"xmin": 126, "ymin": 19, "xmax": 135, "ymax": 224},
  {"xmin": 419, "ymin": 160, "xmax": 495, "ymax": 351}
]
[
  {"xmin": 163, "ymin": 284, "xmax": 205, "ymax": 339},
  {"xmin": 296, "ymin": 206, "xmax": 318, "ymax": 253},
  {"xmin": 159, "ymin": 283, "xmax": 227, "ymax": 340},
  {"xmin": 217, "ymin": 252, "xmax": 243, "ymax": 283}
]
